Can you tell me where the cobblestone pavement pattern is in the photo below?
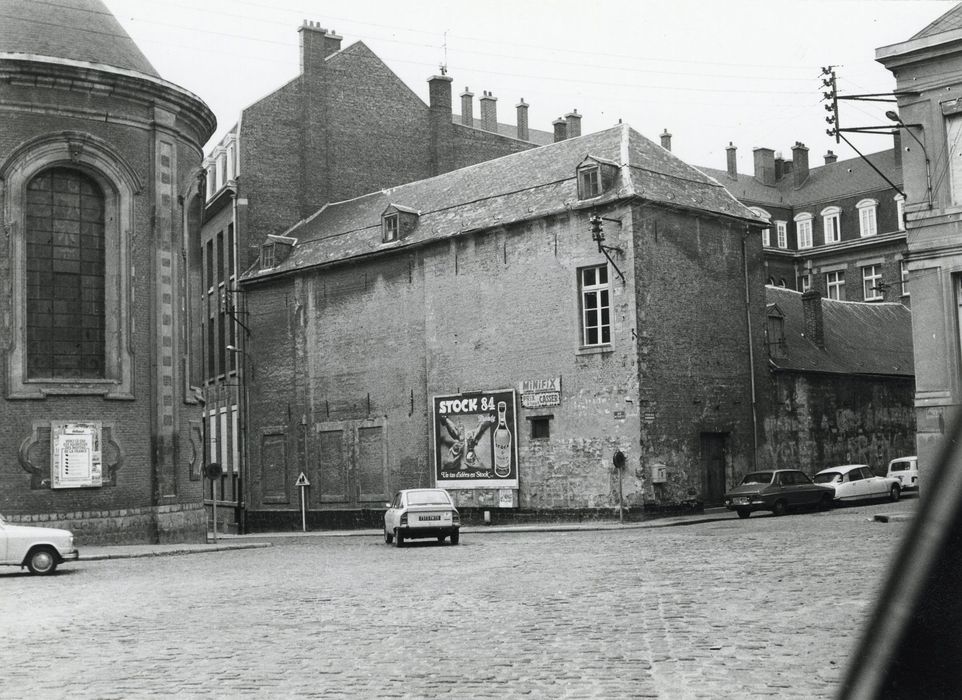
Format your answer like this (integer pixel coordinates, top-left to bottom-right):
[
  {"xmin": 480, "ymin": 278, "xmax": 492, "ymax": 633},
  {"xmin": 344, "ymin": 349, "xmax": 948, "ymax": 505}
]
[{"xmin": 0, "ymin": 499, "xmax": 915, "ymax": 698}]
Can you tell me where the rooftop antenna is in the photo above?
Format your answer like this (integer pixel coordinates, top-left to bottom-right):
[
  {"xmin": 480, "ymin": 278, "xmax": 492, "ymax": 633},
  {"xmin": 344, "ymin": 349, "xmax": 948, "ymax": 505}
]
[{"xmin": 439, "ymin": 30, "xmax": 448, "ymax": 75}]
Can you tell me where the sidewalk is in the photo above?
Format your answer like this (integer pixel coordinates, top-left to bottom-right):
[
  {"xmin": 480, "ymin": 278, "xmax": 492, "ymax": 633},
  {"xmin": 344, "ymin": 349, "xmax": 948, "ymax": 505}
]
[{"xmin": 77, "ymin": 504, "xmax": 913, "ymax": 561}]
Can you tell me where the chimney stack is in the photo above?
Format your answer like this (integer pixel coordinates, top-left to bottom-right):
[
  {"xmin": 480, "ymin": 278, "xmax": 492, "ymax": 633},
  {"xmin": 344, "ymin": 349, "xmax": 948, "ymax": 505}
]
[
  {"xmin": 752, "ymin": 147, "xmax": 776, "ymax": 186},
  {"xmin": 824, "ymin": 150, "xmax": 838, "ymax": 165},
  {"xmin": 428, "ymin": 75, "xmax": 454, "ymax": 176},
  {"xmin": 516, "ymin": 99, "xmax": 529, "ymax": 141},
  {"xmin": 792, "ymin": 141, "xmax": 810, "ymax": 187},
  {"xmin": 428, "ymin": 74, "xmax": 453, "ymax": 112},
  {"xmin": 299, "ymin": 22, "xmax": 341, "ymax": 74},
  {"xmin": 802, "ymin": 289, "xmax": 825, "ymax": 349},
  {"xmin": 460, "ymin": 87, "xmax": 474, "ymax": 126},
  {"xmin": 553, "ymin": 118, "xmax": 567, "ymax": 142},
  {"xmin": 480, "ymin": 90, "xmax": 498, "ymax": 133},
  {"xmin": 774, "ymin": 152, "xmax": 785, "ymax": 181},
  {"xmin": 726, "ymin": 142, "xmax": 737, "ymax": 179},
  {"xmin": 661, "ymin": 129, "xmax": 672, "ymax": 151},
  {"xmin": 565, "ymin": 110, "xmax": 582, "ymax": 138}
]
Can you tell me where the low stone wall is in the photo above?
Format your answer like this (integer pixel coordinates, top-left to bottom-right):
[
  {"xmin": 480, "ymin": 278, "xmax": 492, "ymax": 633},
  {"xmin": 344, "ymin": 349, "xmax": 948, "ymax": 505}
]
[{"xmin": 5, "ymin": 503, "xmax": 206, "ymax": 545}]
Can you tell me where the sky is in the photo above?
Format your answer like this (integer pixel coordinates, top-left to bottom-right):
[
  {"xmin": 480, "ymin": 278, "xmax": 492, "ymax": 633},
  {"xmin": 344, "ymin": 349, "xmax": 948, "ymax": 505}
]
[{"xmin": 104, "ymin": 0, "xmax": 957, "ymax": 172}]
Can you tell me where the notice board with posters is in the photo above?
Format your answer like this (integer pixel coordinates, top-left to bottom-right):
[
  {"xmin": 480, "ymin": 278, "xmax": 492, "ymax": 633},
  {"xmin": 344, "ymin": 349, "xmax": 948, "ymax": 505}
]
[
  {"xmin": 50, "ymin": 421, "xmax": 103, "ymax": 489},
  {"xmin": 433, "ymin": 390, "xmax": 518, "ymax": 490}
]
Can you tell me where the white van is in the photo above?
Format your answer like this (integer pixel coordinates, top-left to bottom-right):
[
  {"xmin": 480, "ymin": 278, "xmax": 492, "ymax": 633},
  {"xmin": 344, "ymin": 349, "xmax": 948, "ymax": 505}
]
[{"xmin": 886, "ymin": 456, "xmax": 919, "ymax": 492}]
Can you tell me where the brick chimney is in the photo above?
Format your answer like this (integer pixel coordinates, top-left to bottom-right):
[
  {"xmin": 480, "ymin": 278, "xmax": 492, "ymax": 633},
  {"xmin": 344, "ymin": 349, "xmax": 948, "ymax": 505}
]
[
  {"xmin": 661, "ymin": 129, "xmax": 672, "ymax": 151},
  {"xmin": 792, "ymin": 141, "xmax": 810, "ymax": 187},
  {"xmin": 774, "ymin": 152, "xmax": 784, "ymax": 181},
  {"xmin": 480, "ymin": 91, "xmax": 498, "ymax": 133},
  {"xmin": 428, "ymin": 75, "xmax": 454, "ymax": 176},
  {"xmin": 726, "ymin": 142, "xmax": 737, "ymax": 179},
  {"xmin": 460, "ymin": 87, "xmax": 474, "ymax": 126},
  {"xmin": 753, "ymin": 147, "xmax": 776, "ymax": 186},
  {"xmin": 802, "ymin": 289, "xmax": 825, "ymax": 349},
  {"xmin": 516, "ymin": 99, "xmax": 529, "ymax": 141},
  {"xmin": 553, "ymin": 118, "xmax": 567, "ymax": 142},
  {"xmin": 565, "ymin": 110, "xmax": 582, "ymax": 138},
  {"xmin": 299, "ymin": 22, "xmax": 341, "ymax": 74},
  {"xmin": 824, "ymin": 150, "xmax": 838, "ymax": 164}
]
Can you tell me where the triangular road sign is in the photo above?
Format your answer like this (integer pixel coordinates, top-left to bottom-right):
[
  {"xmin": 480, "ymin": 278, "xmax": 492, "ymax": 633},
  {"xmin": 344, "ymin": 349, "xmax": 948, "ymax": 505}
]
[{"xmin": 294, "ymin": 472, "xmax": 310, "ymax": 487}]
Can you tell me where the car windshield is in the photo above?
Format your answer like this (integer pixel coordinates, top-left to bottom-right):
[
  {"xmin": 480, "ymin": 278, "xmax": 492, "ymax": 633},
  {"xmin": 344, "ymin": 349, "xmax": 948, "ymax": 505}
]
[
  {"xmin": 814, "ymin": 472, "xmax": 840, "ymax": 484},
  {"xmin": 406, "ymin": 491, "xmax": 450, "ymax": 506},
  {"xmin": 741, "ymin": 472, "xmax": 774, "ymax": 485}
]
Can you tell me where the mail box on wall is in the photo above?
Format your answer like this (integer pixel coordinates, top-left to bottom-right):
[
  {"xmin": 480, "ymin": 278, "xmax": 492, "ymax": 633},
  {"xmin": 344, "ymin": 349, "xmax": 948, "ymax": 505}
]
[{"xmin": 650, "ymin": 463, "xmax": 668, "ymax": 484}]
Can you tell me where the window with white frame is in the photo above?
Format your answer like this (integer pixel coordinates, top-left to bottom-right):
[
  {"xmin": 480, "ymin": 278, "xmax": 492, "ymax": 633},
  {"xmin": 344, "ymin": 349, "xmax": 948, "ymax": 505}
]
[
  {"xmin": 776, "ymin": 221, "xmax": 787, "ymax": 249},
  {"xmin": 895, "ymin": 194, "xmax": 905, "ymax": 230},
  {"xmin": 901, "ymin": 260, "xmax": 910, "ymax": 297},
  {"xmin": 579, "ymin": 265, "xmax": 610, "ymax": 346},
  {"xmin": 822, "ymin": 206, "xmax": 841, "ymax": 244},
  {"xmin": 795, "ymin": 213, "xmax": 813, "ymax": 249},
  {"xmin": 857, "ymin": 199, "xmax": 878, "ymax": 237},
  {"xmin": 800, "ymin": 274, "xmax": 812, "ymax": 292},
  {"xmin": 826, "ymin": 270, "xmax": 845, "ymax": 300},
  {"xmin": 382, "ymin": 213, "xmax": 399, "ymax": 242},
  {"xmin": 862, "ymin": 265, "xmax": 883, "ymax": 301}
]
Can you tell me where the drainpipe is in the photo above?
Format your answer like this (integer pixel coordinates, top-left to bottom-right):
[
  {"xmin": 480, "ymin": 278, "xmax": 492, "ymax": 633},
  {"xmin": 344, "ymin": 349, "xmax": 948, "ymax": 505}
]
[{"xmin": 742, "ymin": 226, "xmax": 759, "ymax": 470}]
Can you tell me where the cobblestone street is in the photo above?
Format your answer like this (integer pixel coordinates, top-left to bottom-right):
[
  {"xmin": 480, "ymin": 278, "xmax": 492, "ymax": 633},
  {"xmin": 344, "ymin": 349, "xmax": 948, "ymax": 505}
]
[{"xmin": 1, "ymin": 499, "xmax": 914, "ymax": 698}]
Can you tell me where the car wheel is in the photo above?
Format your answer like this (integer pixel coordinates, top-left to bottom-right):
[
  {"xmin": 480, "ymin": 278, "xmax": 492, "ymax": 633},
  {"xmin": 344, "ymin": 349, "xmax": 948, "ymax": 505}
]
[
  {"xmin": 889, "ymin": 485, "xmax": 901, "ymax": 502},
  {"xmin": 450, "ymin": 532, "xmax": 460, "ymax": 545},
  {"xmin": 772, "ymin": 500, "xmax": 788, "ymax": 517},
  {"xmin": 394, "ymin": 531, "xmax": 404, "ymax": 548},
  {"xmin": 818, "ymin": 494, "xmax": 834, "ymax": 511},
  {"xmin": 736, "ymin": 509, "xmax": 750, "ymax": 519},
  {"xmin": 437, "ymin": 536, "xmax": 446, "ymax": 543},
  {"xmin": 27, "ymin": 547, "xmax": 58, "ymax": 575},
  {"xmin": 384, "ymin": 528, "xmax": 394, "ymax": 544}
]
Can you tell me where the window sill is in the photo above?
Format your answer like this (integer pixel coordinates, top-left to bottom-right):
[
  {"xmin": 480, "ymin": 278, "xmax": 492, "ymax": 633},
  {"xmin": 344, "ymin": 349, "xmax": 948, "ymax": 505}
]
[{"xmin": 577, "ymin": 344, "xmax": 613, "ymax": 356}]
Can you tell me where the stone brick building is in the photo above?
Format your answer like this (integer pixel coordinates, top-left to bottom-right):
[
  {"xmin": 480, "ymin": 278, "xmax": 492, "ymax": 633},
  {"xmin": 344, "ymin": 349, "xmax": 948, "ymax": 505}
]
[
  {"xmin": 878, "ymin": 3, "xmax": 962, "ymax": 484},
  {"xmin": 198, "ymin": 21, "xmax": 575, "ymax": 531},
  {"xmin": 237, "ymin": 124, "xmax": 768, "ymax": 528},
  {"xmin": 763, "ymin": 286, "xmax": 915, "ymax": 474},
  {"xmin": 0, "ymin": 0, "xmax": 215, "ymax": 542}
]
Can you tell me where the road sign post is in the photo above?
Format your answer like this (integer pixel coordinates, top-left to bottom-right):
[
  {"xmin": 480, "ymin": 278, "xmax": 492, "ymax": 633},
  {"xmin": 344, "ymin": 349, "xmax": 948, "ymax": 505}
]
[
  {"xmin": 205, "ymin": 463, "xmax": 223, "ymax": 543},
  {"xmin": 295, "ymin": 472, "xmax": 311, "ymax": 532},
  {"xmin": 613, "ymin": 451, "xmax": 626, "ymax": 523}
]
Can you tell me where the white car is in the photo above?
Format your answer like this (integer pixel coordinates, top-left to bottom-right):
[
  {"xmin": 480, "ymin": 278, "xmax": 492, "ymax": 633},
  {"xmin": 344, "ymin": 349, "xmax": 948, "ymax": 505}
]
[
  {"xmin": 813, "ymin": 464, "xmax": 901, "ymax": 504},
  {"xmin": 0, "ymin": 513, "xmax": 79, "ymax": 575},
  {"xmin": 384, "ymin": 488, "xmax": 460, "ymax": 547},
  {"xmin": 886, "ymin": 456, "xmax": 919, "ymax": 492}
]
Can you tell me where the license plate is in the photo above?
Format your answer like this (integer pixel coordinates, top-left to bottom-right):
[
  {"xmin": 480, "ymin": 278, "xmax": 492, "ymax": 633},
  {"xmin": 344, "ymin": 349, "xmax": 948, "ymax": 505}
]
[
  {"xmin": 733, "ymin": 497, "xmax": 749, "ymax": 505},
  {"xmin": 415, "ymin": 512, "xmax": 451, "ymax": 525}
]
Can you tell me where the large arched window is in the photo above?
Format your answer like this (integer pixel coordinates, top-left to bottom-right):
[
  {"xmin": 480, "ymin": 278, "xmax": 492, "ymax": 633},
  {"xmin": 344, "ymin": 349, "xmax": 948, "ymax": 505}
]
[{"xmin": 26, "ymin": 168, "xmax": 106, "ymax": 379}]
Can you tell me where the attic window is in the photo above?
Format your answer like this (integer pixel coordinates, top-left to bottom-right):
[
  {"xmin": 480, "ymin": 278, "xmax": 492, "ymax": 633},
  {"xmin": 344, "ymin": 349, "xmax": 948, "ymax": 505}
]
[
  {"xmin": 766, "ymin": 309, "xmax": 786, "ymax": 359},
  {"xmin": 578, "ymin": 166, "xmax": 602, "ymax": 199},
  {"xmin": 260, "ymin": 242, "xmax": 275, "ymax": 269},
  {"xmin": 383, "ymin": 214, "xmax": 399, "ymax": 243}
]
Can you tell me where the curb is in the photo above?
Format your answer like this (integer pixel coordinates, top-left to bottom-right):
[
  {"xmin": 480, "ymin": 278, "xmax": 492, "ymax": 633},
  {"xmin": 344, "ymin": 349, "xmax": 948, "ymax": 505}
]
[{"xmin": 78, "ymin": 542, "xmax": 272, "ymax": 561}]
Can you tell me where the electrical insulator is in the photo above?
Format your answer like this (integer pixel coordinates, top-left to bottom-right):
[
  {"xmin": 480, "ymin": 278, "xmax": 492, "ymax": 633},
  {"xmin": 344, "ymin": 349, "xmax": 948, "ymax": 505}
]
[{"xmin": 590, "ymin": 215, "xmax": 603, "ymax": 240}]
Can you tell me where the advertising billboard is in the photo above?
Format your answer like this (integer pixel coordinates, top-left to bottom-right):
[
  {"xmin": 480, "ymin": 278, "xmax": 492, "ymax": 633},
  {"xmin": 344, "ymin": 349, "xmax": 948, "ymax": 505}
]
[
  {"xmin": 434, "ymin": 389, "xmax": 518, "ymax": 489},
  {"xmin": 50, "ymin": 421, "xmax": 103, "ymax": 489}
]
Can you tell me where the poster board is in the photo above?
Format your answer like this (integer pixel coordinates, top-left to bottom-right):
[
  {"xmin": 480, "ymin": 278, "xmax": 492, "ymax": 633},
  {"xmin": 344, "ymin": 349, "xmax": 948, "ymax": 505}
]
[
  {"xmin": 433, "ymin": 389, "xmax": 518, "ymax": 489},
  {"xmin": 50, "ymin": 421, "xmax": 103, "ymax": 489}
]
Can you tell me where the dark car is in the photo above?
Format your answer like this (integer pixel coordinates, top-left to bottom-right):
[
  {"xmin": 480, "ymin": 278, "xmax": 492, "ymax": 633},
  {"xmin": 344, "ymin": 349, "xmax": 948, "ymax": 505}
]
[{"xmin": 724, "ymin": 469, "xmax": 835, "ymax": 519}]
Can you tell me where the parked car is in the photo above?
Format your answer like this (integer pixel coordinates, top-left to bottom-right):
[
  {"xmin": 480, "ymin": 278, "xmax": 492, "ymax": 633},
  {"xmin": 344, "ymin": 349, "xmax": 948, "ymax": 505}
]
[
  {"xmin": 384, "ymin": 488, "xmax": 460, "ymax": 547},
  {"xmin": 886, "ymin": 456, "xmax": 919, "ymax": 492},
  {"xmin": 813, "ymin": 464, "xmax": 901, "ymax": 504},
  {"xmin": 724, "ymin": 469, "xmax": 835, "ymax": 518},
  {"xmin": 0, "ymin": 513, "xmax": 79, "ymax": 575}
]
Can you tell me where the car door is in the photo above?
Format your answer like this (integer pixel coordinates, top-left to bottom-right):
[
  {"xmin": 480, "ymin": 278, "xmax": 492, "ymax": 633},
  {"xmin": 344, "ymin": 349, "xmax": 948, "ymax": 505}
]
[
  {"xmin": 795, "ymin": 471, "xmax": 822, "ymax": 506},
  {"xmin": 385, "ymin": 492, "xmax": 401, "ymax": 531},
  {"xmin": 862, "ymin": 467, "xmax": 888, "ymax": 498},
  {"xmin": 850, "ymin": 468, "xmax": 873, "ymax": 500}
]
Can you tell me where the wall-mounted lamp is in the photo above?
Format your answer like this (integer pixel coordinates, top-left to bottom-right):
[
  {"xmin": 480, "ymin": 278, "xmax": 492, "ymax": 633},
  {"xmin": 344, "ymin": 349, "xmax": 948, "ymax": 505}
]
[{"xmin": 588, "ymin": 212, "xmax": 626, "ymax": 282}]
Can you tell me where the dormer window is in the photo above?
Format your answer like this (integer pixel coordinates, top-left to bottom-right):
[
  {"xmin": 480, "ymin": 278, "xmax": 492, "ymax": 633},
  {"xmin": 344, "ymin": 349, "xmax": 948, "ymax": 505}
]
[
  {"xmin": 383, "ymin": 213, "xmax": 399, "ymax": 242},
  {"xmin": 576, "ymin": 155, "xmax": 619, "ymax": 201},
  {"xmin": 381, "ymin": 204, "xmax": 419, "ymax": 243},
  {"xmin": 578, "ymin": 166, "xmax": 602, "ymax": 198},
  {"xmin": 766, "ymin": 304, "xmax": 786, "ymax": 358},
  {"xmin": 260, "ymin": 242, "xmax": 275, "ymax": 269}
]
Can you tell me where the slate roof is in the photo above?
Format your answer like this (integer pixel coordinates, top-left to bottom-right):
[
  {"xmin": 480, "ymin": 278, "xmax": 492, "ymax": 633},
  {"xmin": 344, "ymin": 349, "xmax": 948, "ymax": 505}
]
[
  {"xmin": 911, "ymin": 2, "xmax": 962, "ymax": 40},
  {"xmin": 765, "ymin": 286, "xmax": 914, "ymax": 377},
  {"xmin": 243, "ymin": 123, "xmax": 758, "ymax": 280},
  {"xmin": 698, "ymin": 149, "xmax": 901, "ymax": 210},
  {"xmin": 457, "ymin": 116, "xmax": 554, "ymax": 145},
  {"xmin": 0, "ymin": 0, "xmax": 159, "ymax": 77}
]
